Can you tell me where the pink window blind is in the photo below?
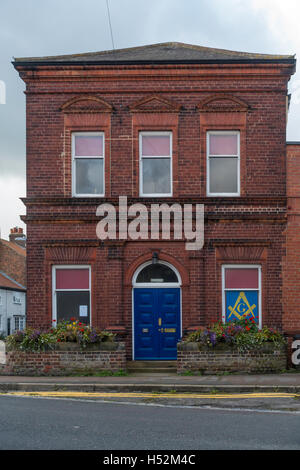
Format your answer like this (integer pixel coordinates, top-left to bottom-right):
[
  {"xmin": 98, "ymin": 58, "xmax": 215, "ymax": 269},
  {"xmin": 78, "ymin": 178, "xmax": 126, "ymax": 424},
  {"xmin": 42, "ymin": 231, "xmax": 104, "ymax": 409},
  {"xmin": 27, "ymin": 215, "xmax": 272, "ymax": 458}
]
[
  {"xmin": 142, "ymin": 135, "xmax": 170, "ymax": 156},
  {"xmin": 56, "ymin": 269, "xmax": 89, "ymax": 290},
  {"xmin": 225, "ymin": 268, "xmax": 258, "ymax": 289},
  {"xmin": 209, "ymin": 134, "xmax": 238, "ymax": 155},
  {"xmin": 75, "ymin": 135, "xmax": 103, "ymax": 156}
]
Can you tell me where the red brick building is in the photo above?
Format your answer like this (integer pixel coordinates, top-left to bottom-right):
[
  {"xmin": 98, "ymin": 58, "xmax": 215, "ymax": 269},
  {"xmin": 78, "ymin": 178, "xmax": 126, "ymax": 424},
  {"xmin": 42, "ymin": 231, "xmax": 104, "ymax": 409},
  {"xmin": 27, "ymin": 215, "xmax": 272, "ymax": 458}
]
[
  {"xmin": 13, "ymin": 42, "xmax": 297, "ymax": 360},
  {"xmin": 283, "ymin": 143, "xmax": 300, "ymax": 340}
]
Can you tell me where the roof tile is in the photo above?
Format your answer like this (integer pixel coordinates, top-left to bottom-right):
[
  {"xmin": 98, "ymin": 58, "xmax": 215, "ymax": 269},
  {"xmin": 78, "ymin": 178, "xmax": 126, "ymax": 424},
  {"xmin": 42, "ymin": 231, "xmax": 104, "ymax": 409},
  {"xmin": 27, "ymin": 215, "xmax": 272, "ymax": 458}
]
[{"xmin": 14, "ymin": 42, "xmax": 294, "ymax": 64}]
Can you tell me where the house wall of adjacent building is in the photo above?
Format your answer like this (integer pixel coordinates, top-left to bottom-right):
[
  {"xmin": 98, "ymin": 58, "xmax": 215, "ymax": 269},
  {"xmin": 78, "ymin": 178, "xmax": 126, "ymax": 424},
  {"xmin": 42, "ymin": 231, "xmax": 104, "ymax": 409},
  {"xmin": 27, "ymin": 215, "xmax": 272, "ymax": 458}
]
[
  {"xmin": 283, "ymin": 143, "xmax": 300, "ymax": 335},
  {"xmin": 0, "ymin": 241, "xmax": 26, "ymax": 286},
  {"xmin": 0, "ymin": 288, "xmax": 26, "ymax": 336}
]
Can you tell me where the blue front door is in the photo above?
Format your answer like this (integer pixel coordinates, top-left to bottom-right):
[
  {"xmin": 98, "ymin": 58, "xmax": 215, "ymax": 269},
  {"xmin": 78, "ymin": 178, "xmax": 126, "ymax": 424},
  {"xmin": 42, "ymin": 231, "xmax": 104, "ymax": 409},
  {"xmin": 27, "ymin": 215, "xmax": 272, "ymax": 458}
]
[{"xmin": 134, "ymin": 288, "xmax": 181, "ymax": 360}]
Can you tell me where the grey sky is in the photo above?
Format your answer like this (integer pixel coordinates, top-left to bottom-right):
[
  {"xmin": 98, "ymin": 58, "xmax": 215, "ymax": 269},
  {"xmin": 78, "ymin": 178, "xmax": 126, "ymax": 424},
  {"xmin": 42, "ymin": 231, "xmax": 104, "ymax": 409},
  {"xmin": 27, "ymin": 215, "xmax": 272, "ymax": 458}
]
[{"xmin": 0, "ymin": 0, "xmax": 300, "ymax": 238}]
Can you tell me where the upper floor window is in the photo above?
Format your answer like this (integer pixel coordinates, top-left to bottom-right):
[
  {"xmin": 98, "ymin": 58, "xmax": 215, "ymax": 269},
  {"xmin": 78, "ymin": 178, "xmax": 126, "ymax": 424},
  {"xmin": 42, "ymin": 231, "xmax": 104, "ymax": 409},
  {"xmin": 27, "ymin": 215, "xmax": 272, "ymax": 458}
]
[
  {"xmin": 207, "ymin": 131, "xmax": 240, "ymax": 196},
  {"xmin": 72, "ymin": 132, "xmax": 104, "ymax": 197},
  {"xmin": 13, "ymin": 295, "xmax": 21, "ymax": 304},
  {"xmin": 139, "ymin": 132, "xmax": 172, "ymax": 197}
]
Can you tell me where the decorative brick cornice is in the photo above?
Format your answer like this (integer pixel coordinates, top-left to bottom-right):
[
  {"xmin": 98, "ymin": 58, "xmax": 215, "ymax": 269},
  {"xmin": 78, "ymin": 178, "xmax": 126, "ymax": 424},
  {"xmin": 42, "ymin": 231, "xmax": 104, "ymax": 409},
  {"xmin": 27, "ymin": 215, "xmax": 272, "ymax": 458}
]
[
  {"xmin": 44, "ymin": 243, "xmax": 97, "ymax": 262},
  {"xmin": 198, "ymin": 93, "xmax": 250, "ymax": 112},
  {"xmin": 21, "ymin": 196, "xmax": 287, "ymax": 206},
  {"xmin": 215, "ymin": 244, "xmax": 267, "ymax": 261},
  {"xmin": 60, "ymin": 95, "xmax": 113, "ymax": 113},
  {"xmin": 213, "ymin": 239, "xmax": 271, "ymax": 247},
  {"xmin": 129, "ymin": 95, "xmax": 181, "ymax": 113}
]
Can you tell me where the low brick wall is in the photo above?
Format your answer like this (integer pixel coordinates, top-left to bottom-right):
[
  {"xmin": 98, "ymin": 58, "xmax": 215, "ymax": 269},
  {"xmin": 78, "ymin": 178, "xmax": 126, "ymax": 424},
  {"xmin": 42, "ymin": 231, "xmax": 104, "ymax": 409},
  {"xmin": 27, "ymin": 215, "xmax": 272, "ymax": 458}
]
[
  {"xmin": 177, "ymin": 342, "xmax": 287, "ymax": 374},
  {"xmin": 0, "ymin": 341, "xmax": 126, "ymax": 376}
]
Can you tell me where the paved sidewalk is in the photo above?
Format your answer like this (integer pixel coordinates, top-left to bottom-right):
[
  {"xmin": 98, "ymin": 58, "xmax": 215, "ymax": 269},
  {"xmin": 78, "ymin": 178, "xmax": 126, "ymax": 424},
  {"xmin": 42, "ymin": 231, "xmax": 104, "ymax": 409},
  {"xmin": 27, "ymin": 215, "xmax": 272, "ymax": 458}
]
[{"xmin": 0, "ymin": 373, "xmax": 299, "ymax": 393}]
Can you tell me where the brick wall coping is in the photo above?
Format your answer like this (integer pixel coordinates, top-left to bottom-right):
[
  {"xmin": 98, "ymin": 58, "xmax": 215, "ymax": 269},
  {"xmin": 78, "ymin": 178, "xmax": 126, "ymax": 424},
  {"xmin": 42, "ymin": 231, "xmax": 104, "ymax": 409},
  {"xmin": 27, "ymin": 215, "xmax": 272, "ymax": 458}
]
[{"xmin": 5, "ymin": 341, "xmax": 124, "ymax": 353}]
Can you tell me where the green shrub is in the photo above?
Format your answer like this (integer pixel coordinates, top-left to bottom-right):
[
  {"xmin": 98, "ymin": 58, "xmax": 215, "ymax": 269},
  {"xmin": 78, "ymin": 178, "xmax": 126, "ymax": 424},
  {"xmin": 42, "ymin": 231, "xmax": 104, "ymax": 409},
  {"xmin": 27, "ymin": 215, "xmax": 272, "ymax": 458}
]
[
  {"xmin": 184, "ymin": 319, "xmax": 286, "ymax": 352},
  {"xmin": 6, "ymin": 328, "xmax": 56, "ymax": 352},
  {"xmin": 6, "ymin": 319, "xmax": 116, "ymax": 352}
]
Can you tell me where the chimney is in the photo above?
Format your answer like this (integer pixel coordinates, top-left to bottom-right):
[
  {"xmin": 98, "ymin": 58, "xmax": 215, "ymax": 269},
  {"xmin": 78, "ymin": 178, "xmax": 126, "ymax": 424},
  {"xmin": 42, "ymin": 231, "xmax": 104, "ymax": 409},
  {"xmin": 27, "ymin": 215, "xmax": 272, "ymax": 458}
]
[{"xmin": 9, "ymin": 227, "xmax": 26, "ymax": 248}]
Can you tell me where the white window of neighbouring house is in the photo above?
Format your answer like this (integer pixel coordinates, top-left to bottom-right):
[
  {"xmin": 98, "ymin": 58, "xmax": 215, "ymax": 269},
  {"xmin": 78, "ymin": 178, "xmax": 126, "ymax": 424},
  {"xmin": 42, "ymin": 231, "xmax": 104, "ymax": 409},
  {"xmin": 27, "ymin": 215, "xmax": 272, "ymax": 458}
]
[
  {"xmin": 222, "ymin": 265, "xmax": 261, "ymax": 328},
  {"xmin": 52, "ymin": 266, "xmax": 91, "ymax": 326},
  {"xmin": 139, "ymin": 132, "xmax": 172, "ymax": 197},
  {"xmin": 72, "ymin": 132, "xmax": 104, "ymax": 197},
  {"xmin": 13, "ymin": 294, "xmax": 21, "ymax": 304},
  {"xmin": 207, "ymin": 131, "xmax": 240, "ymax": 196},
  {"xmin": 14, "ymin": 316, "xmax": 25, "ymax": 332}
]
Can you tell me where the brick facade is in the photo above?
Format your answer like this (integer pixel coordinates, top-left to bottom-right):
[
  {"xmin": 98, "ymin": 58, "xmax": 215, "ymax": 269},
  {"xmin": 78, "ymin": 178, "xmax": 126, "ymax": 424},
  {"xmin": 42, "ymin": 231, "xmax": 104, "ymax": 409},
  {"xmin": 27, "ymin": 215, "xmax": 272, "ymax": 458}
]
[
  {"xmin": 283, "ymin": 144, "xmax": 300, "ymax": 338},
  {"xmin": 177, "ymin": 342, "xmax": 287, "ymax": 374},
  {"xmin": 13, "ymin": 43, "xmax": 297, "ymax": 360},
  {"xmin": 0, "ymin": 342, "xmax": 126, "ymax": 376}
]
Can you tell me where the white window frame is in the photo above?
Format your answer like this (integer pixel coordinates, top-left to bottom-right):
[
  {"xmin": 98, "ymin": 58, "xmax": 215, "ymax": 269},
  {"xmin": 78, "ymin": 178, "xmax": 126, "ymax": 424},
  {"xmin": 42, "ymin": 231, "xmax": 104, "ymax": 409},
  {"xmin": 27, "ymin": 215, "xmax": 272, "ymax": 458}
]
[
  {"xmin": 13, "ymin": 315, "xmax": 25, "ymax": 332},
  {"xmin": 139, "ymin": 131, "xmax": 173, "ymax": 197},
  {"xmin": 222, "ymin": 264, "xmax": 262, "ymax": 329},
  {"xmin": 207, "ymin": 131, "xmax": 240, "ymax": 197},
  {"xmin": 52, "ymin": 265, "xmax": 92, "ymax": 327},
  {"xmin": 132, "ymin": 260, "xmax": 182, "ymax": 360},
  {"xmin": 72, "ymin": 132, "xmax": 105, "ymax": 197},
  {"xmin": 13, "ymin": 295, "xmax": 21, "ymax": 305},
  {"xmin": 132, "ymin": 260, "xmax": 182, "ymax": 288}
]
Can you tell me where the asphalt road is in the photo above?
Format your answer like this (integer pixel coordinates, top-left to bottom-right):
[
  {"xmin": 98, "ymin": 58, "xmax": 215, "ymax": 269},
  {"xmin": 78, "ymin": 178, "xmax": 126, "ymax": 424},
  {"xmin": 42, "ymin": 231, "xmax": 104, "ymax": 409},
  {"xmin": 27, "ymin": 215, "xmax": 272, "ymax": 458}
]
[{"xmin": 0, "ymin": 395, "xmax": 299, "ymax": 450}]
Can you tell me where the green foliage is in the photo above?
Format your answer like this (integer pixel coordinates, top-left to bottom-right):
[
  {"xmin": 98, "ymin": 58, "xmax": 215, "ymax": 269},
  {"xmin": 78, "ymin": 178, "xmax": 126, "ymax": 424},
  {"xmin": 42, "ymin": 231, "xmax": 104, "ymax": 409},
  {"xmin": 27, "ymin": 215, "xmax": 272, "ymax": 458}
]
[
  {"xmin": 6, "ymin": 328, "xmax": 56, "ymax": 352},
  {"xmin": 181, "ymin": 370, "xmax": 195, "ymax": 376},
  {"xmin": 53, "ymin": 319, "xmax": 115, "ymax": 348},
  {"xmin": 6, "ymin": 320, "xmax": 116, "ymax": 352},
  {"xmin": 184, "ymin": 319, "xmax": 286, "ymax": 352}
]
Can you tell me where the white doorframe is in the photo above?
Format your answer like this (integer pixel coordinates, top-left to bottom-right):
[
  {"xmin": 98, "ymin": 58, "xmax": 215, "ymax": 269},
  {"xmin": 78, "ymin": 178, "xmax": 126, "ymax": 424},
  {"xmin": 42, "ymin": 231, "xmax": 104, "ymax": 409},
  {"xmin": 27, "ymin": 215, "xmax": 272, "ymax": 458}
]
[{"xmin": 131, "ymin": 261, "xmax": 182, "ymax": 360}]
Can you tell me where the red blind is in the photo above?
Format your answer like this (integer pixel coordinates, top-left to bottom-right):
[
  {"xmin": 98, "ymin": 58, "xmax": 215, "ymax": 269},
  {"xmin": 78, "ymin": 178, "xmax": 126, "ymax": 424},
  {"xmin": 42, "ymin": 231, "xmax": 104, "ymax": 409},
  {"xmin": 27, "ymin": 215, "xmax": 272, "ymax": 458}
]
[
  {"xmin": 56, "ymin": 269, "xmax": 89, "ymax": 290},
  {"xmin": 142, "ymin": 135, "xmax": 170, "ymax": 156},
  {"xmin": 75, "ymin": 135, "xmax": 103, "ymax": 156},
  {"xmin": 209, "ymin": 134, "xmax": 238, "ymax": 155},
  {"xmin": 225, "ymin": 268, "xmax": 258, "ymax": 289}
]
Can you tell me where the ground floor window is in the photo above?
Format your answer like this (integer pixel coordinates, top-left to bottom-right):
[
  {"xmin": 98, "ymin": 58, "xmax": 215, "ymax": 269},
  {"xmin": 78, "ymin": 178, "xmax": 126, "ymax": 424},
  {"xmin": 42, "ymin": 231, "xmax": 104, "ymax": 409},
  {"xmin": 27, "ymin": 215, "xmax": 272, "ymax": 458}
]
[
  {"xmin": 14, "ymin": 316, "xmax": 25, "ymax": 332},
  {"xmin": 222, "ymin": 265, "xmax": 261, "ymax": 327},
  {"xmin": 52, "ymin": 266, "xmax": 91, "ymax": 325}
]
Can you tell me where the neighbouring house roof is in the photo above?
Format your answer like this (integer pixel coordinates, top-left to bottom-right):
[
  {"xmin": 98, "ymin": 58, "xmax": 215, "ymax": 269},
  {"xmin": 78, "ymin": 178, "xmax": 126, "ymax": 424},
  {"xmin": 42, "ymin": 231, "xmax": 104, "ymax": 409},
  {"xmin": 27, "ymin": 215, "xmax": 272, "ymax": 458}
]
[
  {"xmin": 13, "ymin": 42, "xmax": 295, "ymax": 66},
  {"xmin": 0, "ymin": 239, "xmax": 26, "ymax": 257},
  {"xmin": 0, "ymin": 271, "xmax": 26, "ymax": 291}
]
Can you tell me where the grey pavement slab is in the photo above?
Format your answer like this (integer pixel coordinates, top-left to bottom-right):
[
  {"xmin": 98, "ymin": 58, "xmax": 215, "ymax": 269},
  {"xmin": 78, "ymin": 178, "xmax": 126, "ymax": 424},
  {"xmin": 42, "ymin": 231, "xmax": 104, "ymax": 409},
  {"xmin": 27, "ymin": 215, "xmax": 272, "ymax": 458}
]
[{"xmin": 0, "ymin": 373, "xmax": 299, "ymax": 393}]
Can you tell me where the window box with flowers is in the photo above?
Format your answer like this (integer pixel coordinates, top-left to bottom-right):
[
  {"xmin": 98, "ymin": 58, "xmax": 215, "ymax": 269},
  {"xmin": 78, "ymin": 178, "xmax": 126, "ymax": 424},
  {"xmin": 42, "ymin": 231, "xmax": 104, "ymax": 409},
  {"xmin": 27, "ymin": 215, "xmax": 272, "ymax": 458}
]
[
  {"xmin": 2, "ymin": 319, "xmax": 126, "ymax": 376},
  {"xmin": 177, "ymin": 319, "xmax": 287, "ymax": 374}
]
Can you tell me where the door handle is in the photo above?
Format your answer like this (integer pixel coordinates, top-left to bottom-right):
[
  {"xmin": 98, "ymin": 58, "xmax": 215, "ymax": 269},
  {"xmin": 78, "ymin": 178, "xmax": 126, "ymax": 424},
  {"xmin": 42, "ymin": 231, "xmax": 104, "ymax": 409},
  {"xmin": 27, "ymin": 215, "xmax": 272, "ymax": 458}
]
[{"xmin": 158, "ymin": 318, "xmax": 162, "ymax": 326}]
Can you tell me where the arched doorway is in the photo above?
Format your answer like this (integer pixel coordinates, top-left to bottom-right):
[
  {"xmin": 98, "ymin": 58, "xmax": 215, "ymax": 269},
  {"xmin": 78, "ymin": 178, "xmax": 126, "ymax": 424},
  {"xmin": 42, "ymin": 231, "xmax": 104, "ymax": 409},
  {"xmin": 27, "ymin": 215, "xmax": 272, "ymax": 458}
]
[{"xmin": 132, "ymin": 261, "xmax": 181, "ymax": 360}]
